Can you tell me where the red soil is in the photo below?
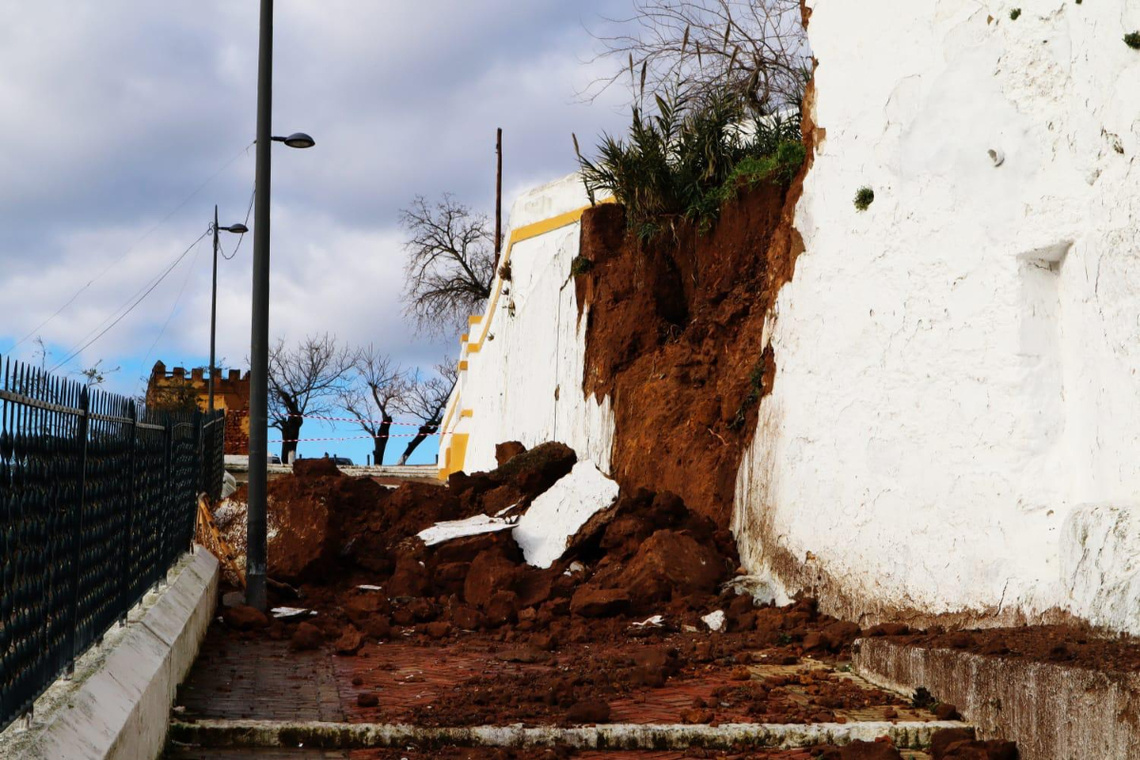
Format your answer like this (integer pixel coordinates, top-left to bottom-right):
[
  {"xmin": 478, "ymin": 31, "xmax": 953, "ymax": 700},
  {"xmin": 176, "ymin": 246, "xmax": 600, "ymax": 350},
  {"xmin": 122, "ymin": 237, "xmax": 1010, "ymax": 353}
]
[{"xmin": 574, "ymin": 82, "xmax": 818, "ymax": 529}]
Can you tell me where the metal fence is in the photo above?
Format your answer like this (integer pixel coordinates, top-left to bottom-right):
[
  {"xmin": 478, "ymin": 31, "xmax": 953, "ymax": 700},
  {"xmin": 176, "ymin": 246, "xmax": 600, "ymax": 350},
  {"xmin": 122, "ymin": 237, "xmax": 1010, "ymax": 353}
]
[{"xmin": 0, "ymin": 355, "xmax": 224, "ymax": 732}]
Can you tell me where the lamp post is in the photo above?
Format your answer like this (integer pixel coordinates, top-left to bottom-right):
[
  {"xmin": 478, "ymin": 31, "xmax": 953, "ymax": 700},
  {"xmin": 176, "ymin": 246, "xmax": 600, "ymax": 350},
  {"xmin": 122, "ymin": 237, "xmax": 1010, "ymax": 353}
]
[
  {"xmin": 209, "ymin": 206, "xmax": 248, "ymax": 413},
  {"xmin": 247, "ymin": 0, "xmax": 315, "ymax": 611}
]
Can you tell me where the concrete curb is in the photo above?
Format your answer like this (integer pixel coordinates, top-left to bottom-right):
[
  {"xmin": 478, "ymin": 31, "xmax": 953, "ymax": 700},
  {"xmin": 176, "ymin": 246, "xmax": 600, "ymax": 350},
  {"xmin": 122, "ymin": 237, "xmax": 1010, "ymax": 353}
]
[
  {"xmin": 853, "ymin": 637, "xmax": 1140, "ymax": 760},
  {"xmin": 9, "ymin": 548, "xmax": 219, "ymax": 760},
  {"xmin": 169, "ymin": 718, "xmax": 966, "ymax": 751}
]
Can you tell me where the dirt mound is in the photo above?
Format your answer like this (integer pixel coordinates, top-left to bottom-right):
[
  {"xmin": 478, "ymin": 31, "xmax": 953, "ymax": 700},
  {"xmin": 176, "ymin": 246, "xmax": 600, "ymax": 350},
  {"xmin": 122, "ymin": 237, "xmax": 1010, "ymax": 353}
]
[{"xmin": 575, "ymin": 86, "xmax": 818, "ymax": 529}]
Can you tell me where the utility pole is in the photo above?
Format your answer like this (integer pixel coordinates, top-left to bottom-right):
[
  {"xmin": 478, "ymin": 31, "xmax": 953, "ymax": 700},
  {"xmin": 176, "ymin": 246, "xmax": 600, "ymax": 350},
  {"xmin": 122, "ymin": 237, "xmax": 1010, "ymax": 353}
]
[
  {"xmin": 209, "ymin": 205, "xmax": 220, "ymax": 413},
  {"xmin": 495, "ymin": 128, "xmax": 503, "ymax": 263},
  {"xmin": 247, "ymin": 0, "xmax": 274, "ymax": 611}
]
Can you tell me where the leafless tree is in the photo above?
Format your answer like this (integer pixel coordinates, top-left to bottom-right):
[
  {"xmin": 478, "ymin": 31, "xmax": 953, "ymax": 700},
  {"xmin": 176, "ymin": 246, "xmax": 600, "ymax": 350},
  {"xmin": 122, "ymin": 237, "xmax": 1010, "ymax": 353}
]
[
  {"xmin": 400, "ymin": 194, "xmax": 495, "ymax": 336},
  {"xmin": 339, "ymin": 344, "xmax": 407, "ymax": 466},
  {"xmin": 586, "ymin": 0, "xmax": 809, "ymax": 114},
  {"xmin": 267, "ymin": 334, "xmax": 354, "ymax": 463},
  {"xmin": 394, "ymin": 362, "xmax": 459, "ymax": 466}
]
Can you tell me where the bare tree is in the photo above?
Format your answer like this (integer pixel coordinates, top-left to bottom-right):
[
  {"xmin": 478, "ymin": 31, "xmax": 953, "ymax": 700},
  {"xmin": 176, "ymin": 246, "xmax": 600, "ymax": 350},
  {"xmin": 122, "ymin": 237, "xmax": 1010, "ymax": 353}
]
[
  {"xmin": 586, "ymin": 0, "xmax": 809, "ymax": 114},
  {"xmin": 267, "ymin": 334, "xmax": 354, "ymax": 463},
  {"xmin": 394, "ymin": 362, "xmax": 459, "ymax": 466},
  {"xmin": 400, "ymin": 194, "xmax": 495, "ymax": 336},
  {"xmin": 338, "ymin": 344, "xmax": 407, "ymax": 466}
]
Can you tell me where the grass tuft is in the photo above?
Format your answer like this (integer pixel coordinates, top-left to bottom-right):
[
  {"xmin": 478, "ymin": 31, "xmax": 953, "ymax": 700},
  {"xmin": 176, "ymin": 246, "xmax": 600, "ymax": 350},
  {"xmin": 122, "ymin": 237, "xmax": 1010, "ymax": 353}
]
[{"xmin": 854, "ymin": 186, "xmax": 875, "ymax": 212}]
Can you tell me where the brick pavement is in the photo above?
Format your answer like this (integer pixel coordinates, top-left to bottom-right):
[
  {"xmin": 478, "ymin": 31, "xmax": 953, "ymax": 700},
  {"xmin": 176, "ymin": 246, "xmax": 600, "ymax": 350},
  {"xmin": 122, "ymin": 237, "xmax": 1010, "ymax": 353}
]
[
  {"xmin": 178, "ymin": 628, "xmax": 344, "ymax": 722},
  {"xmin": 178, "ymin": 631, "xmax": 931, "ymax": 727}
]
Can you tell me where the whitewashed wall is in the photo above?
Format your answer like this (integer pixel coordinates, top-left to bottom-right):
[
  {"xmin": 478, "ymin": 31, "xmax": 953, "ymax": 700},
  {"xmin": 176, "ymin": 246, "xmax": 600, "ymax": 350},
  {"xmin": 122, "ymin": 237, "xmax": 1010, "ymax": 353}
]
[
  {"xmin": 438, "ymin": 175, "xmax": 614, "ymax": 476},
  {"xmin": 735, "ymin": 0, "xmax": 1140, "ymax": 632}
]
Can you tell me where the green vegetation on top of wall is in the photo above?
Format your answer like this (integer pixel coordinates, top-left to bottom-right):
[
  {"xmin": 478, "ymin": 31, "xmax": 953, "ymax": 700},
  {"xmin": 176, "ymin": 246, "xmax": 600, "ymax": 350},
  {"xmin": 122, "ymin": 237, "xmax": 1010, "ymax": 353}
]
[{"xmin": 576, "ymin": 87, "xmax": 805, "ymax": 241}]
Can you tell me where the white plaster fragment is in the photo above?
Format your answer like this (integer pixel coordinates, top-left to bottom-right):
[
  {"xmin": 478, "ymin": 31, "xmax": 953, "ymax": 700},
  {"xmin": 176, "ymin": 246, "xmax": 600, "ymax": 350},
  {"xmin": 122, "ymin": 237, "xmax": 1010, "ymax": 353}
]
[
  {"xmin": 416, "ymin": 515, "xmax": 517, "ymax": 546},
  {"xmin": 513, "ymin": 461, "xmax": 619, "ymax": 568},
  {"xmin": 702, "ymin": 610, "xmax": 726, "ymax": 632}
]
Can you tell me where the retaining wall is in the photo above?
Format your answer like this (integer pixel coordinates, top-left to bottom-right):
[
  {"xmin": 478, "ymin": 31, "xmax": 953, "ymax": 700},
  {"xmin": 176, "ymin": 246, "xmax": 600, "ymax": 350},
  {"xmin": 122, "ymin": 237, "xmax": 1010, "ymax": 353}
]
[
  {"xmin": 854, "ymin": 638, "xmax": 1140, "ymax": 760},
  {"xmin": 0, "ymin": 547, "xmax": 219, "ymax": 760}
]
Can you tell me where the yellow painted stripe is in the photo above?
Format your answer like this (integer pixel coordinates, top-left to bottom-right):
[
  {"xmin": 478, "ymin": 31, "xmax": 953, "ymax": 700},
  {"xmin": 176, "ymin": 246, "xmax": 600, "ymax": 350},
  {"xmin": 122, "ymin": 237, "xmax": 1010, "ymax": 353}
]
[
  {"xmin": 468, "ymin": 198, "xmax": 614, "ymax": 352},
  {"xmin": 460, "ymin": 409, "xmax": 474, "ymax": 418},
  {"xmin": 436, "ymin": 195, "xmax": 616, "ymax": 445},
  {"xmin": 458, "ymin": 360, "xmax": 468, "ymax": 371}
]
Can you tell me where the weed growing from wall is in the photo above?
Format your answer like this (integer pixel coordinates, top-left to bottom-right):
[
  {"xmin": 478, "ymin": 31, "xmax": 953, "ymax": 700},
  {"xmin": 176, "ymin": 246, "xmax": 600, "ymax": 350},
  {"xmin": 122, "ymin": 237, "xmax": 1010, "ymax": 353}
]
[
  {"xmin": 1010, "ymin": 8, "xmax": 1022, "ymax": 20},
  {"xmin": 1125, "ymin": 32, "xmax": 1140, "ymax": 50},
  {"xmin": 571, "ymin": 255, "xmax": 595, "ymax": 276},
  {"xmin": 854, "ymin": 187, "xmax": 875, "ymax": 211}
]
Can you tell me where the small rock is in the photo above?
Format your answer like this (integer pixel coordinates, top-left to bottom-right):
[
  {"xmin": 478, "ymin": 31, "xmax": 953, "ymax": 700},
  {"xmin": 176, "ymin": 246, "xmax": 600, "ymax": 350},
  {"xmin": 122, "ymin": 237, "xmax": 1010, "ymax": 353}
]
[
  {"xmin": 679, "ymin": 707, "xmax": 714, "ymax": 724},
  {"xmin": 290, "ymin": 621, "xmax": 323, "ymax": 651},
  {"xmin": 934, "ymin": 702, "xmax": 960, "ymax": 721},
  {"xmin": 570, "ymin": 587, "xmax": 630, "ymax": 618},
  {"xmin": 334, "ymin": 626, "xmax": 365, "ymax": 656},
  {"xmin": 222, "ymin": 605, "xmax": 268, "ymax": 631}
]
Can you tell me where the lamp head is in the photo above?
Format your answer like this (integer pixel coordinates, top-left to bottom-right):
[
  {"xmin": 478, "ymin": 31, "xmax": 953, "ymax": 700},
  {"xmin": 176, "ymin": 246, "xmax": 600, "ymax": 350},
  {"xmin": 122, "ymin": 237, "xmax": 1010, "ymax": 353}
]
[
  {"xmin": 221, "ymin": 223, "xmax": 249, "ymax": 234},
  {"xmin": 273, "ymin": 132, "xmax": 316, "ymax": 149}
]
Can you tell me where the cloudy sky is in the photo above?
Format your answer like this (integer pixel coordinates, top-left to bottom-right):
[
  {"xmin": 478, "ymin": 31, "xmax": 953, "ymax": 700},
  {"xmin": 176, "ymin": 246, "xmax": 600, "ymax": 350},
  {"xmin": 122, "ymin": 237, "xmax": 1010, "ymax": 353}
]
[{"xmin": 0, "ymin": 1, "xmax": 633, "ymax": 463}]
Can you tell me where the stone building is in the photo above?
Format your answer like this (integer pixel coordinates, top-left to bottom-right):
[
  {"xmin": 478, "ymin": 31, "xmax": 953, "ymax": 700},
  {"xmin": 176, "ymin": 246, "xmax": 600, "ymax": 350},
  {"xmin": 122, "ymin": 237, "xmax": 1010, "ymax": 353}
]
[{"xmin": 145, "ymin": 361, "xmax": 250, "ymax": 455}]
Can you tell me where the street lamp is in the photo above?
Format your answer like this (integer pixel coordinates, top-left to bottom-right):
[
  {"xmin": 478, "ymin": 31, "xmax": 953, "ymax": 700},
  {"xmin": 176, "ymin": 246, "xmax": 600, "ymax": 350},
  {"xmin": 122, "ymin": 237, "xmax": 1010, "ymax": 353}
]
[
  {"xmin": 272, "ymin": 132, "xmax": 316, "ymax": 149},
  {"xmin": 247, "ymin": 0, "xmax": 315, "ymax": 611},
  {"xmin": 208, "ymin": 206, "xmax": 248, "ymax": 413}
]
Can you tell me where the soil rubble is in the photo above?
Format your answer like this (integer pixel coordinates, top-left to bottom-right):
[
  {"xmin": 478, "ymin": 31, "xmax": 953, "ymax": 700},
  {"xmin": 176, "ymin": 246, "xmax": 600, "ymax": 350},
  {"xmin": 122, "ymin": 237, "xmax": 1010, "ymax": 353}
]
[{"xmin": 204, "ymin": 445, "xmax": 1018, "ymax": 758}]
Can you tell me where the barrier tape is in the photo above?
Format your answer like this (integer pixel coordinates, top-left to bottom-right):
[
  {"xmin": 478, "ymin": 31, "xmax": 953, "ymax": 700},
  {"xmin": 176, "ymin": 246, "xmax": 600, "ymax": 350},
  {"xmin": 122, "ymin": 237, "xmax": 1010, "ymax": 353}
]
[
  {"xmin": 227, "ymin": 409, "xmax": 426, "ymax": 427},
  {"xmin": 268, "ymin": 431, "xmax": 448, "ymax": 444}
]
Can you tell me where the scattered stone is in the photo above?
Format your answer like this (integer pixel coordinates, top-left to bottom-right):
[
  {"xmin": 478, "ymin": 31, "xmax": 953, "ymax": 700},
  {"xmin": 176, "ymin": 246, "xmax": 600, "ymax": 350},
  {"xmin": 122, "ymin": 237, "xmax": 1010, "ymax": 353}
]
[
  {"xmin": 290, "ymin": 621, "xmax": 323, "ymax": 651},
  {"xmin": 222, "ymin": 605, "xmax": 268, "ymax": 631},
  {"xmin": 334, "ymin": 625, "xmax": 365, "ymax": 656},
  {"xmin": 495, "ymin": 441, "xmax": 527, "ymax": 467},
  {"xmin": 570, "ymin": 587, "xmax": 630, "ymax": 618},
  {"xmin": 934, "ymin": 702, "xmax": 960, "ymax": 721},
  {"xmin": 702, "ymin": 609, "xmax": 726, "ymax": 632}
]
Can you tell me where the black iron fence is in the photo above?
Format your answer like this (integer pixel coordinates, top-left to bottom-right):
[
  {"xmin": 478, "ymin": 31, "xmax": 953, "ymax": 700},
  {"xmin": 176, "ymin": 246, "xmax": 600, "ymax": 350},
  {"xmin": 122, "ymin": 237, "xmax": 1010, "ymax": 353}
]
[{"xmin": 0, "ymin": 355, "xmax": 224, "ymax": 732}]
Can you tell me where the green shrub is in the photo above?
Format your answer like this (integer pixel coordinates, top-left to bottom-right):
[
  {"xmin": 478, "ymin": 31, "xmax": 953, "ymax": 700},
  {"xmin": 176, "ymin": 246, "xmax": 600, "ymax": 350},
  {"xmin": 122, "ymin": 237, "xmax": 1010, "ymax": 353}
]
[
  {"xmin": 1010, "ymin": 8, "xmax": 1022, "ymax": 20},
  {"xmin": 854, "ymin": 186, "xmax": 875, "ymax": 211},
  {"xmin": 570, "ymin": 255, "xmax": 594, "ymax": 276},
  {"xmin": 1125, "ymin": 32, "xmax": 1140, "ymax": 49},
  {"xmin": 577, "ymin": 87, "xmax": 805, "ymax": 239}
]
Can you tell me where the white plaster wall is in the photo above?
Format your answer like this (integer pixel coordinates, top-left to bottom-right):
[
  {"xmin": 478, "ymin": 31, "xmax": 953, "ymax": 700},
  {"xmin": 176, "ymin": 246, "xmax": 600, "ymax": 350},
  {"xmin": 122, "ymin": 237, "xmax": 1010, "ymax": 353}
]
[
  {"xmin": 735, "ymin": 0, "xmax": 1140, "ymax": 630},
  {"xmin": 441, "ymin": 175, "xmax": 614, "ymax": 475}
]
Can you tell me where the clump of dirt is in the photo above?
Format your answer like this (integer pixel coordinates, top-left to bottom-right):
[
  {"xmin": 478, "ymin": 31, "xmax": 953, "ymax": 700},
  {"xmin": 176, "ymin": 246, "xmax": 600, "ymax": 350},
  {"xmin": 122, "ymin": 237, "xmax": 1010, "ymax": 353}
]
[
  {"xmin": 574, "ymin": 84, "xmax": 818, "ymax": 528},
  {"xmin": 214, "ymin": 442, "xmax": 864, "ymax": 646}
]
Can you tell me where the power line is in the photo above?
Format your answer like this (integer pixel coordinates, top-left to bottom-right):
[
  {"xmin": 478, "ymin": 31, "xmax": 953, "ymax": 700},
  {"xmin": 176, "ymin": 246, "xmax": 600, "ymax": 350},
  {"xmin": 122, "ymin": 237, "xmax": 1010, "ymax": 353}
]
[
  {"xmin": 139, "ymin": 234, "xmax": 208, "ymax": 373},
  {"xmin": 217, "ymin": 184, "xmax": 254, "ymax": 262},
  {"xmin": 50, "ymin": 229, "xmax": 211, "ymax": 373},
  {"xmin": 10, "ymin": 141, "xmax": 255, "ymax": 352}
]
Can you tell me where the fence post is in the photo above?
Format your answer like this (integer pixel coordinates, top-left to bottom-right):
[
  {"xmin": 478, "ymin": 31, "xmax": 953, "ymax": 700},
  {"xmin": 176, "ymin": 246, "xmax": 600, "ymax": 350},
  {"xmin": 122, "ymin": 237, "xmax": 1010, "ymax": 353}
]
[
  {"xmin": 120, "ymin": 401, "xmax": 138, "ymax": 624},
  {"xmin": 158, "ymin": 416, "xmax": 173, "ymax": 589},
  {"xmin": 193, "ymin": 412, "xmax": 204, "ymax": 553},
  {"xmin": 67, "ymin": 386, "xmax": 90, "ymax": 673}
]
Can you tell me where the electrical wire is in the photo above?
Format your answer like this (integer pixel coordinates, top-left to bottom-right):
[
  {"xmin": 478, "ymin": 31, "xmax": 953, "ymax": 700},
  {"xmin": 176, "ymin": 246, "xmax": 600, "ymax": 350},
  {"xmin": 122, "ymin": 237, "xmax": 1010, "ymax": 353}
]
[
  {"xmin": 49, "ymin": 229, "xmax": 211, "ymax": 373},
  {"xmin": 220, "ymin": 185, "xmax": 256, "ymax": 261},
  {"xmin": 139, "ymin": 234, "xmax": 208, "ymax": 373},
  {"xmin": 10, "ymin": 141, "xmax": 255, "ymax": 352}
]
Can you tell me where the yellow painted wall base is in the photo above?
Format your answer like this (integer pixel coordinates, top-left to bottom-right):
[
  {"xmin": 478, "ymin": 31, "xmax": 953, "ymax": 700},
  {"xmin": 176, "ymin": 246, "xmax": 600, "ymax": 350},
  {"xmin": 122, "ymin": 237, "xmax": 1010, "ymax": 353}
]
[{"xmin": 439, "ymin": 433, "xmax": 470, "ymax": 480}]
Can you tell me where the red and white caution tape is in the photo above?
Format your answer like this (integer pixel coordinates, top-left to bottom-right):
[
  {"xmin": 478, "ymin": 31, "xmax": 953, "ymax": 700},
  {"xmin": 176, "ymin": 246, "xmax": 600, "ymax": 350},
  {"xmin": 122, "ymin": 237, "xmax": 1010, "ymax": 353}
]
[{"xmin": 268, "ymin": 431, "xmax": 449, "ymax": 444}]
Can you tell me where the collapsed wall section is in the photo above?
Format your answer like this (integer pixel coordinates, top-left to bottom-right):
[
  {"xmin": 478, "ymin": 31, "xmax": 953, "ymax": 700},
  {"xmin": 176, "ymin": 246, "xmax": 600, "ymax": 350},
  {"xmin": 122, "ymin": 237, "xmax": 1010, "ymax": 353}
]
[
  {"xmin": 437, "ymin": 176, "xmax": 614, "ymax": 477},
  {"xmin": 736, "ymin": 0, "xmax": 1140, "ymax": 632}
]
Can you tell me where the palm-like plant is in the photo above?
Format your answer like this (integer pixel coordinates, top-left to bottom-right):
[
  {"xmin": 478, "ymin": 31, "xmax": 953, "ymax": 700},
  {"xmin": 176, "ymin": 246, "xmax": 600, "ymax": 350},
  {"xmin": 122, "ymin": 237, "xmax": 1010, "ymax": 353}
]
[{"xmin": 578, "ymin": 86, "xmax": 803, "ymax": 239}]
